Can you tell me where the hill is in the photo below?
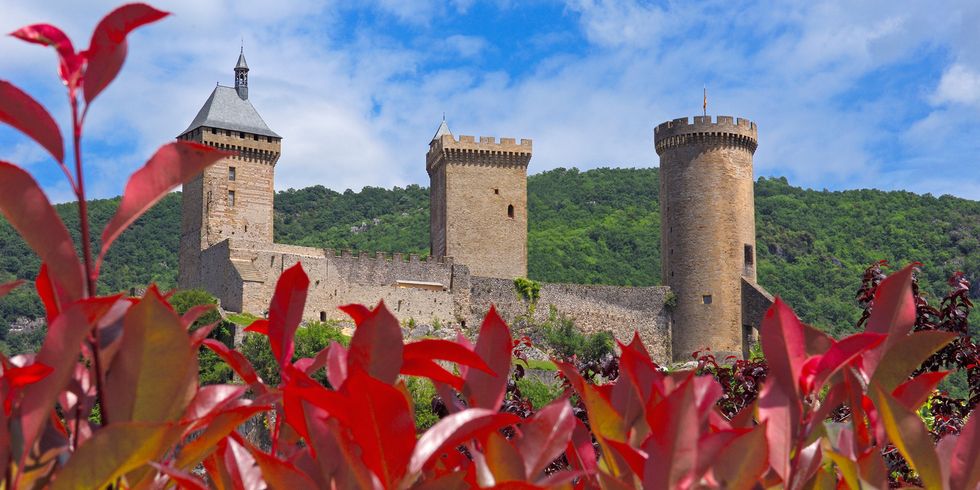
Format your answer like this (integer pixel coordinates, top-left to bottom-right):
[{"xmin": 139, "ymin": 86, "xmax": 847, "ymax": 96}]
[{"xmin": 2, "ymin": 168, "xmax": 978, "ymax": 351}]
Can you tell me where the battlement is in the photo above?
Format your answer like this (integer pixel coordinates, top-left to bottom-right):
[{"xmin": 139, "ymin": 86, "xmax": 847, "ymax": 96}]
[
  {"xmin": 427, "ymin": 134, "xmax": 532, "ymax": 173},
  {"xmin": 654, "ymin": 115, "xmax": 757, "ymax": 155}
]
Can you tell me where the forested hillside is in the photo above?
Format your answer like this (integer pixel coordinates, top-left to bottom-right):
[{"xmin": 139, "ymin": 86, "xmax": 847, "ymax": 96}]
[{"xmin": 2, "ymin": 167, "xmax": 978, "ymax": 351}]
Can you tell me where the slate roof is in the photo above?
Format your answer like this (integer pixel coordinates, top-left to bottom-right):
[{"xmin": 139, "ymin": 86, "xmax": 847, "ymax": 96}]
[
  {"xmin": 432, "ymin": 119, "xmax": 452, "ymax": 140},
  {"xmin": 179, "ymin": 85, "xmax": 280, "ymax": 138},
  {"xmin": 236, "ymin": 51, "xmax": 248, "ymax": 70}
]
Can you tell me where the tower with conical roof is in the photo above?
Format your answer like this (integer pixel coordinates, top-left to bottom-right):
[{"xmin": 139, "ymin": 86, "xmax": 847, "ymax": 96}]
[
  {"xmin": 178, "ymin": 49, "xmax": 282, "ymax": 289},
  {"xmin": 426, "ymin": 119, "xmax": 532, "ymax": 279}
]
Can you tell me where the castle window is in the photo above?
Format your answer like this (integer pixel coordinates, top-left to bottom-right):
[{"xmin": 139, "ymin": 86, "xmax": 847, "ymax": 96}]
[
  {"xmin": 320, "ymin": 311, "xmax": 326, "ymax": 322},
  {"xmin": 507, "ymin": 204, "xmax": 514, "ymax": 219},
  {"xmin": 253, "ymin": 134, "xmax": 259, "ymax": 141},
  {"xmin": 744, "ymin": 244, "xmax": 754, "ymax": 266},
  {"xmin": 494, "ymin": 188, "xmax": 499, "ymax": 194},
  {"xmin": 228, "ymin": 166, "xmax": 236, "ymax": 181},
  {"xmin": 702, "ymin": 295, "xmax": 712, "ymax": 304},
  {"xmin": 211, "ymin": 127, "xmax": 217, "ymax": 134},
  {"xmin": 239, "ymin": 131, "xmax": 245, "ymax": 138},
  {"xmin": 267, "ymin": 136, "xmax": 273, "ymax": 143},
  {"xmin": 228, "ymin": 190, "xmax": 235, "ymax": 207},
  {"xmin": 226, "ymin": 129, "xmax": 231, "ymax": 136}
]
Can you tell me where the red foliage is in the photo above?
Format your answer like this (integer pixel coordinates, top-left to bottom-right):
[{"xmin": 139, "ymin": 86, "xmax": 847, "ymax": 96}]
[{"xmin": 0, "ymin": 4, "xmax": 978, "ymax": 489}]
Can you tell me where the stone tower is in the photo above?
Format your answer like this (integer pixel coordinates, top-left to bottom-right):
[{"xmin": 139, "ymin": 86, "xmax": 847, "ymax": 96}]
[
  {"xmin": 655, "ymin": 115, "xmax": 767, "ymax": 362},
  {"xmin": 427, "ymin": 120, "xmax": 532, "ymax": 279},
  {"xmin": 178, "ymin": 49, "xmax": 282, "ymax": 289}
]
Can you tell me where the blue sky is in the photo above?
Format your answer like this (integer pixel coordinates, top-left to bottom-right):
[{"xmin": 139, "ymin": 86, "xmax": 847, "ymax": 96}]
[{"xmin": 2, "ymin": 0, "xmax": 980, "ymax": 203}]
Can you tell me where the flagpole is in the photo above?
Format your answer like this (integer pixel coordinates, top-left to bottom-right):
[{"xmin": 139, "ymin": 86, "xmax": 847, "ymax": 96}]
[{"xmin": 703, "ymin": 85, "xmax": 707, "ymax": 117}]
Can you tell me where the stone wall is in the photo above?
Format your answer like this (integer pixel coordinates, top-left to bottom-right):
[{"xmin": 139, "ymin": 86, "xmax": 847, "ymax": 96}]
[
  {"xmin": 468, "ymin": 277, "xmax": 673, "ymax": 363},
  {"xmin": 204, "ymin": 239, "xmax": 469, "ymax": 325}
]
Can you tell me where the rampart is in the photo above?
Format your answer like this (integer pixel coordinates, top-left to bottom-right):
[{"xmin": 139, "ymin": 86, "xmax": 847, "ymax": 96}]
[
  {"xmin": 654, "ymin": 115, "xmax": 758, "ymax": 154},
  {"xmin": 426, "ymin": 134, "xmax": 532, "ymax": 173},
  {"xmin": 467, "ymin": 277, "xmax": 673, "ymax": 362}
]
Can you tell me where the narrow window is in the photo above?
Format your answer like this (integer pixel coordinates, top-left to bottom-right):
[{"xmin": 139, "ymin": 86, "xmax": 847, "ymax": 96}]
[
  {"xmin": 267, "ymin": 136, "xmax": 273, "ymax": 143},
  {"xmin": 228, "ymin": 190, "xmax": 235, "ymax": 207},
  {"xmin": 507, "ymin": 204, "xmax": 514, "ymax": 218},
  {"xmin": 253, "ymin": 134, "xmax": 259, "ymax": 141},
  {"xmin": 744, "ymin": 244, "xmax": 754, "ymax": 266},
  {"xmin": 494, "ymin": 188, "xmax": 499, "ymax": 195},
  {"xmin": 239, "ymin": 131, "xmax": 245, "ymax": 138},
  {"xmin": 226, "ymin": 129, "xmax": 231, "ymax": 136},
  {"xmin": 320, "ymin": 311, "xmax": 327, "ymax": 322},
  {"xmin": 244, "ymin": 224, "xmax": 248, "ymax": 233},
  {"xmin": 702, "ymin": 295, "xmax": 712, "ymax": 304},
  {"xmin": 228, "ymin": 166, "xmax": 236, "ymax": 181},
  {"xmin": 211, "ymin": 127, "xmax": 217, "ymax": 134}
]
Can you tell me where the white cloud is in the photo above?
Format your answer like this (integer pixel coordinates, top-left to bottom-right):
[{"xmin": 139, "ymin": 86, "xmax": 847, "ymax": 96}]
[
  {"xmin": 1, "ymin": 0, "xmax": 979, "ymax": 204},
  {"xmin": 932, "ymin": 64, "xmax": 980, "ymax": 106}
]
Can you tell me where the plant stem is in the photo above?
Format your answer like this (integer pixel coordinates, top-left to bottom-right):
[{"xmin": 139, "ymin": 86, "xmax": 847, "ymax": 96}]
[{"xmin": 71, "ymin": 98, "xmax": 109, "ymax": 426}]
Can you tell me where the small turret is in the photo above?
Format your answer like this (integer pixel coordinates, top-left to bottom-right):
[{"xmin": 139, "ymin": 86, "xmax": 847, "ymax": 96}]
[{"xmin": 234, "ymin": 47, "xmax": 249, "ymax": 100}]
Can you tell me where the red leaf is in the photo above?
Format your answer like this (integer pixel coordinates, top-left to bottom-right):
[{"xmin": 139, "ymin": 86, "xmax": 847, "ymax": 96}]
[
  {"xmin": 564, "ymin": 417, "xmax": 598, "ymax": 475},
  {"xmin": 710, "ymin": 425, "xmax": 769, "ymax": 490},
  {"xmin": 869, "ymin": 330, "xmax": 957, "ymax": 392},
  {"xmin": 35, "ymin": 264, "xmax": 61, "ymax": 321},
  {"xmin": 759, "ymin": 297, "xmax": 807, "ymax": 399},
  {"xmin": 149, "ymin": 462, "xmax": 208, "ymax": 490},
  {"xmin": 514, "ymin": 398, "xmax": 576, "ymax": 478},
  {"xmin": 189, "ymin": 321, "xmax": 219, "ymax": 347},
  {"xmin": 347, "ymin": 301, "xmax": 403, "ymax": 384},
  {"xmin": 462, "ymin": 306, "xmax": 512, "ymax": 410},
  {"xmin": 0, "ymin": 81, "xmax": 63, "ymax": 163},
  {"xmin": 203, "ymin": 339, "xmax": 260, "ymax": 385},
  {"xmin": 892, "ymin": 372, "xmax": 948, "ymax": 411},
  {"xmin": 0, "ymin": 279, "xmax": 24, "ymax": 299},
  {"xmin": 403, "ymin": 339, "xmax": 493, "ymax": 374},
  {"xmin": 243, "ymin": 318, "xmax": 269, "ymax": 334},
  {"xmin": 869, "ymin": 383, "xmax": 943, "ymax": 489},
  {"xmin": 342, "ymin": 369, "xmax": 416, "ymax": 486},
  {"xmin": 0, "ymin": 162, "xmax": 83, "ymax": 300},
  {"xmin": 409, "ymin": 408, "xmax": 520, "ymax": 475},
  {"xmin": 181, "ymin": 385, "xmax": 247, "ymax": 424},
  {"xmin": 800, "ymin": 332, "xmax": 885, "ymax": 394},
  {"xmin": 18, "ymin": 297, "xmax": 119, "ymax": 471},
  {"xmin": 338, "ymin": 303, "xmax": 371, "ymax": 324},
  {"xmin": 642, "ymin": 376, "xmax": 699, "ymax": 488},
  {"xmin": 82, "ymin": 3, "xmax": 169, "ymax": 105},
  {"xmin": 175, "ymin": 405, "xmax": 270, "ymax": 470},
  {"xmin": 97, "ymin": 142, "xmax": 229, "ymax": 273},
  {"xmin": 2, "ymin": 362, "xmax": 52, "ymax": 389},
  {"xmin": 617, "ymin": 332, "xmax": 663, "ymax": 403},
  {"xmin": 758, "ymin": 379, "xmax": 794, "ymax": 483},
  {"xmin": 485, "ymin": 431, "xmax": 527, "ymax": 483},
  {"xmin": 950, "ymin": 401, "xmax": 980, "ymax": 490},
  {"xmin": 605, "ymin": 439, "xmax": 646, "ymax": 477},
  {"xmin": 326, "ymin": 342, "xmax": 348, "ymax": 388},
  {"xmin": 180, "ymin": 303, "xmax": 216, "ymax": 329},
  {"xmin": 10, "ymin": 24, "xmax": 84, "ymax": 92},
  {"xmin": 400, "ymin": 358, "xmax": 465, "ymax": 390},
  {"xmin": 236, "ymin": 435, "xmax": 318, "ymax": 490},
  {"xmin": 865, "ymin": 264, "xmax": 917, "ymax": 338},
  {"xmin": 266, "ymin": 264, "xmax": 309, "ymax": 369}
]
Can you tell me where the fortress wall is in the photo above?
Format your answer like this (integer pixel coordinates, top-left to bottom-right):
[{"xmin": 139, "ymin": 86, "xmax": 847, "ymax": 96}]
[
  {"xmin": 468, "ymin": 277, "xmax": 673, "ymax": 363},
  {"xmin": 218, "ymin": 239, "xmax": 466, "ymax": 324},
  {"xmin": 199, "ymin": 241, "xmax": 245, "ymax": 312}
]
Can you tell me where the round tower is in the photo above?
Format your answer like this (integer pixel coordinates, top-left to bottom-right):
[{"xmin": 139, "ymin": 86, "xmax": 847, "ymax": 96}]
[{"xmin": 655, "ymin": 115, "xmax": 759, "ymax": 362}]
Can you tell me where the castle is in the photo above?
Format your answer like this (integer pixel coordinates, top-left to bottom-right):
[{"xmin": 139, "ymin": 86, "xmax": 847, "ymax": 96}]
[{"xmin": 177, "ymin": 52, "xmax": 773, "ymax": 363}]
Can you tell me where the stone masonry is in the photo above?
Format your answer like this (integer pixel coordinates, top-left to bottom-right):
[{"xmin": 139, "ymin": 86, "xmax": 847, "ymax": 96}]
[{"xmin": 178, "ymin": 53, "xmax": 772, "ymax": 364}]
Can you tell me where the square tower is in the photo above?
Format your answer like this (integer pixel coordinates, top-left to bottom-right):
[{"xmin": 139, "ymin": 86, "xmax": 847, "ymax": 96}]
[
  {"xmin": 178, "ymin": 50, "xmax": 282, "ymax": 289},
  {"xmin": 426, "ymin": 122, "xmax": 532, "ymax": 279}
]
